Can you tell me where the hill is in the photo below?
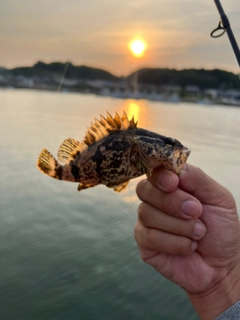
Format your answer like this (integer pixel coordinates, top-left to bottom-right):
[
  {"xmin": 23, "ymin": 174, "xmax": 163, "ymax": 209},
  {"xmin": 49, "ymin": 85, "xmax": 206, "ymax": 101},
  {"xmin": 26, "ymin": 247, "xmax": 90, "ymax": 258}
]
[
  {"xmin": 128, "ymin": 68, "xmax": 240, "ymax": 90},
  {"xmin": 3, "ymin": 61, "xmax": 120, "ymax": 82}
]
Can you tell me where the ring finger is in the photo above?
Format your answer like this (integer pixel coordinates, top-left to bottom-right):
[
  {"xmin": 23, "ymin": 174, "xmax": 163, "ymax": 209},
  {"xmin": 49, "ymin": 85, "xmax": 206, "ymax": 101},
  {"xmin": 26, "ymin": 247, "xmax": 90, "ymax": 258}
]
[{"xmin": 138, "ymin": 202, "xmax": 206, "ymax": 240}]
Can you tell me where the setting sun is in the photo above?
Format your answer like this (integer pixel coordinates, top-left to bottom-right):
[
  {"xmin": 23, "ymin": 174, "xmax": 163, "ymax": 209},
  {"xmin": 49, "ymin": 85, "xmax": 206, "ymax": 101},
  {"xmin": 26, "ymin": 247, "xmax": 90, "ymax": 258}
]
[{"xmin": 129, "ymin": 39, "xmax": 147, "ymax": 58}]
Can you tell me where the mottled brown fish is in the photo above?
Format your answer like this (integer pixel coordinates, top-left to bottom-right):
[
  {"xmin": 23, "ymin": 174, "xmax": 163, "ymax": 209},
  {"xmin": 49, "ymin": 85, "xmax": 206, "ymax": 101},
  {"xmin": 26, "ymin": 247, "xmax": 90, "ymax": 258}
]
[{"xmin": 37, "ymin": 111, "xmax": 190, "ymax": 192}]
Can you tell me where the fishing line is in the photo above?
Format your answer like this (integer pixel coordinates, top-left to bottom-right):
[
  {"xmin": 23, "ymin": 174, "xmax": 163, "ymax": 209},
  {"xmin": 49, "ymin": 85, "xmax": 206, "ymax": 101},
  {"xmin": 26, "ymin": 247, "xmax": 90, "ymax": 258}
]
[{"xmin": 57, "ymin": 62, "xmax": 70, "ymax": 92}]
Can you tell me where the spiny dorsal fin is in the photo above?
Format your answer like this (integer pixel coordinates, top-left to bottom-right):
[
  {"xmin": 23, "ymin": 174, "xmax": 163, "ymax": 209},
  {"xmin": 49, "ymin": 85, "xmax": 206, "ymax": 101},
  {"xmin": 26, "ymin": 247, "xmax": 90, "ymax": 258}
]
[
  {"xmin": 83, "ymin": 110, "xmax": 138, "ymax": 146},
  {"xmin": 57, "ymin": 138, "xmax": 87, "ymax": 164}
]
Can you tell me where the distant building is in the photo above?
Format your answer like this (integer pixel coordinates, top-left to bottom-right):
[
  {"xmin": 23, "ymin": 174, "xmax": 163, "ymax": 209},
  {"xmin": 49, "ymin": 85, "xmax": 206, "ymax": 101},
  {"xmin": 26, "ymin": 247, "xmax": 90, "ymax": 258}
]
[
  {"xmin": 204, "ymin": 89, "xmax": 219, "ymax": 99},
  {"xmin": 218, "ymin": 89, "xmax": 240, "ymax": 106},
  {"xmin": 185, "ymin": 85, "xmax": 201, "ymax": 96},
  {"xmin": 160, "ymin": 85, "xmax": 182, "ymax": 94}
]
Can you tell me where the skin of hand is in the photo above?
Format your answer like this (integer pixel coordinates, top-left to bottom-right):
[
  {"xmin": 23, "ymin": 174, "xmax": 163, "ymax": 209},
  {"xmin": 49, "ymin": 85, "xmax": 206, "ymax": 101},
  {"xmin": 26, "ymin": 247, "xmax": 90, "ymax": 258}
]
[{"xmin": 134, "ymin": 164, "xmax": 240, "ymax": 320}]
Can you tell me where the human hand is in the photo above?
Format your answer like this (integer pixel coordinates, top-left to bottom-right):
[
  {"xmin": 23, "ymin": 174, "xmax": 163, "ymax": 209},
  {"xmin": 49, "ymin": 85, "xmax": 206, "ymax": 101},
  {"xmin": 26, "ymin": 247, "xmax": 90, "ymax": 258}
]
[{"xmin": 134, "ymin": 164, "xmax": 240, "ymax": 320}]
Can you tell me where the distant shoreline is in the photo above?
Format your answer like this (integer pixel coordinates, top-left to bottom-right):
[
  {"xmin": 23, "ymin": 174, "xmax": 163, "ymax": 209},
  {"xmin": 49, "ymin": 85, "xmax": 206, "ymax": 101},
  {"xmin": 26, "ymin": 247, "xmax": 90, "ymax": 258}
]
[
  {"xmin": 2, "ymin": 86, "xmax": 240, "ymax": 108},
  {"xmin": 1, "ymin": 61, "xmax": 240, "ymax": 107}
]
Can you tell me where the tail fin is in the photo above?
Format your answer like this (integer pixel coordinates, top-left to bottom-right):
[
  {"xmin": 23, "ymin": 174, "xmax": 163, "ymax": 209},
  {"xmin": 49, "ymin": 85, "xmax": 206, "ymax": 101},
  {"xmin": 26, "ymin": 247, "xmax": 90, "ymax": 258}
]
[{"xmin": 37, "ymin": 148, "xmax": 62, "ymax": 180}]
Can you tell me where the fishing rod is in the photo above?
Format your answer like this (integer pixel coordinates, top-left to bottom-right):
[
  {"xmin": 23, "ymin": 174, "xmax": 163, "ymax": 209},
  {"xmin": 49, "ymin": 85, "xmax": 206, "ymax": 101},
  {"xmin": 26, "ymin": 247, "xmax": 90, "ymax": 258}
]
[{"xmin": 211, "ymin": 0, "xmax": 240, "ymax": 67}]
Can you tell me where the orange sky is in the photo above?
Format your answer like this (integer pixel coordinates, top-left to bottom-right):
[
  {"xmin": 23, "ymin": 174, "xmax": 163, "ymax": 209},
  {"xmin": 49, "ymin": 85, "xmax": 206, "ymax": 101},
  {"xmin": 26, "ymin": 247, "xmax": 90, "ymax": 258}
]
[{"xmin": 1, "ymin": 0, "xmax": 240, "ymax": 75}]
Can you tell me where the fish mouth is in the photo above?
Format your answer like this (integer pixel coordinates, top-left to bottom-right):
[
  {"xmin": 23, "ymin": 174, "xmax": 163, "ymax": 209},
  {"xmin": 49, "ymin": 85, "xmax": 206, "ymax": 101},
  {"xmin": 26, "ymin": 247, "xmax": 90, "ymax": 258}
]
[
  {"xmin": 182, "ymin": 148, "xmax": 191, "ymax": 157},
  {"xmin": 172, "ymin": 147, "xmax": 191, "ymax": 174}
]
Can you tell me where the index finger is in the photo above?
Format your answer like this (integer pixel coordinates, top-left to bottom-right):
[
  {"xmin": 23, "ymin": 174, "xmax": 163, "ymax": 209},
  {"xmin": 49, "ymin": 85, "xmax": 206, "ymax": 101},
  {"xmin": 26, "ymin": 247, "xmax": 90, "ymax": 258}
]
[{"xmin": 147, "ymin": 167, "xmax": 179, "ymax": 193}]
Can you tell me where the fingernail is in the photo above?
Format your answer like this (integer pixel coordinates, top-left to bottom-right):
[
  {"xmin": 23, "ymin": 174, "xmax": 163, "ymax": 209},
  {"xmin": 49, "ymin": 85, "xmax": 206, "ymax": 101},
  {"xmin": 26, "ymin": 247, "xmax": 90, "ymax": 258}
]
[
  {"xmin": 182, "ymin": 200, "xmax": 200, "ymax": 217},
  {"xmin": 190, "ymin": 241, "xmax": 198, "ymax": 253},
  {"xmin": 158, "ymin": 172, "xmax": 172, "ymax": 189},
  {"xmin": 194, "ymin": 222, "xmax": 206, "ymax": 239}
]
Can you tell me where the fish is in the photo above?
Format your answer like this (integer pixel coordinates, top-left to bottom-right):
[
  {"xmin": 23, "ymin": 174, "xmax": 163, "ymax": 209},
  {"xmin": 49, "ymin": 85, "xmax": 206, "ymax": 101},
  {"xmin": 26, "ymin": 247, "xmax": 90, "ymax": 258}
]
[{"xmin": 37, "ymin": 111, "xmax": 191, "ymax": 192}]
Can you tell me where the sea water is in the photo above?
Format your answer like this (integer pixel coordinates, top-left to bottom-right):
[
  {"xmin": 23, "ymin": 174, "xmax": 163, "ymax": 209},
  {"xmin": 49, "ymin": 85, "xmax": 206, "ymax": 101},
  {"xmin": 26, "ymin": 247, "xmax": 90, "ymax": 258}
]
[{"xmin": 0, "ymin": 89, "xmax": 240, "ymax": 320}]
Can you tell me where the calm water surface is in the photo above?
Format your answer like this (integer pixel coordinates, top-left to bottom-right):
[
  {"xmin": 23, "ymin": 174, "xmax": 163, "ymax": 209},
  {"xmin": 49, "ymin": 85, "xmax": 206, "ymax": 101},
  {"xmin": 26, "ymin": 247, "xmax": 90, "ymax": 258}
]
[{"xmin": 1, "ymin": 89, "xmax": 240, "ymax": 320}]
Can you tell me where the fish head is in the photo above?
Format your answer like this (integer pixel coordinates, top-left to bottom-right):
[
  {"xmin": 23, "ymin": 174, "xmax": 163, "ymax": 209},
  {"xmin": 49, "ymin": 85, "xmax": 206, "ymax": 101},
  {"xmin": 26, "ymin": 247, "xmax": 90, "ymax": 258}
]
[{"xmin": 134, "ymin": 135, "xmax": 191, "ymax": 175}]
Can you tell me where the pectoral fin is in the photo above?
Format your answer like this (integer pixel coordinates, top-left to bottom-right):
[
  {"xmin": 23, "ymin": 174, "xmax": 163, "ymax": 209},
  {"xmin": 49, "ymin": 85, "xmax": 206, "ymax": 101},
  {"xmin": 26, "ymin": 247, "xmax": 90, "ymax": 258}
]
[
  {"xmin": 58, "ymin": 138, "xmax": 87, "ymax": 164},
  {"xmin": 106, "ymin": 180, "xmax": 130, "ymax": 192},
  {"xmin": 77, "ymin": 183, "xmax": 94, "ymax": 192}
]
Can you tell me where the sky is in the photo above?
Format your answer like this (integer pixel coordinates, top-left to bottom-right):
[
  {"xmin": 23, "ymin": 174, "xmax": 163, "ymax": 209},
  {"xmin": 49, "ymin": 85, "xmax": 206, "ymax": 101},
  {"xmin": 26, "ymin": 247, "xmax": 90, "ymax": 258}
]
[{"xmin": 1, "ymin": 0, "xmax": 240, "ymax": 76}]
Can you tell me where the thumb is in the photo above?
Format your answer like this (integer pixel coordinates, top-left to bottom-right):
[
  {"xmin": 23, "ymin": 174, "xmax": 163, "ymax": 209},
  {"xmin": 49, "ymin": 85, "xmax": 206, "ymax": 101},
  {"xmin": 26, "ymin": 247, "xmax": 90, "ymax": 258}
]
[{"xmin": 179, "ymin": 164, "xmax": 235, "ymax": 210}]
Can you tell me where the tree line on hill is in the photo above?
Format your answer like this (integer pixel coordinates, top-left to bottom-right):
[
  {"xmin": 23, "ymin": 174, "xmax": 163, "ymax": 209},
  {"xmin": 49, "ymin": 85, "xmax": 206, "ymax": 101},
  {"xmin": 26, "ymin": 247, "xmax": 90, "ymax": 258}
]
[
  {"xmin": 128, "ymin": 68, "xmax": 240, "ymax": 90},
  {"xmin": 1, "ymin": 61, "xmax": 240, "ymax": 90}
]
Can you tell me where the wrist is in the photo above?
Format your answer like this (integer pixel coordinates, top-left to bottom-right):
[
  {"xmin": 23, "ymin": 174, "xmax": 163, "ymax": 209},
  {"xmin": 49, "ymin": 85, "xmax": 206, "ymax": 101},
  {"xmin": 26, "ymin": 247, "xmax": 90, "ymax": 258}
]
[{"xmin": 188, "ymin": 259, "xmax": 240, "ymax": 320}]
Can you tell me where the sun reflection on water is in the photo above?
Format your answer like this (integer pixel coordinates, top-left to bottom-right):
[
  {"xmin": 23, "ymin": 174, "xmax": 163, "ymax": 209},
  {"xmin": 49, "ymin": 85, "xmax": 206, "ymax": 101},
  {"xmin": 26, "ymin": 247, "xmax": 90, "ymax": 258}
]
[
  {"xmin": 128, "ymin": 102, "xmax": 139, "ymax": 122},
  {"xmin": 117, "ymin": 99, "xmax": 151, "ymax": 128}
]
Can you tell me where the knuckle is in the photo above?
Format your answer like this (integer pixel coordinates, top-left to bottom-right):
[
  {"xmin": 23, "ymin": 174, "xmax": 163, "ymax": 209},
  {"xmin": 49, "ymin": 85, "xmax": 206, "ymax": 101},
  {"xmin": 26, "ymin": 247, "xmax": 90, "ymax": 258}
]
[
  {"xmin": 174, "ymin": 237, "xmax": 192, "ymax": 255},
  {"xmin": 195, "ymin": 167, "xmax": 210, "ymax": 189},
  {"xmin": 136, "ymin": 179, "xmax": 148, "ymax": 199},
  {"xmin": 195, "ymin": 166, "xmax": 204, "ymax": 179},
  {"xmin": 137, "ymin": 202, "xmax": 150, "ymax": 224},
  {"xmin": 146, "ymin": 228, "xmax": 158, "ymax": 248},
  {"xmin": 219, "ymin": 188, "xmax": 236, "ymax": 209},
  {"xmin": 134, "ymin": 221, "xmax": 141, "ymax": 241},
  {"xmin": 134, "ymin": 222, "xmax": 155, "ymax": 250},
  {"xmin": 184, "ymin": 219, "xmax": 196, "ymax": 235},
  {"xmin": 161, "ymin": 193, "xmax": 180, "ymax": 217},
  {"xmin": 162, "ymin": 194, "xmax": 172, "ymax": 211},
  {"xmin": 134, "ymin": 221, "xmax": 145, "ymax": 245},
  {"xmin": 190, "ymin": 220, "xmax": 198, "ymax": 236}
]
